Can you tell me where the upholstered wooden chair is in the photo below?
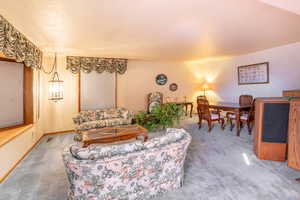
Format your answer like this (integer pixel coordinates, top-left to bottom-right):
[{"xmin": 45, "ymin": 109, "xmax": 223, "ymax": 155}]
[
  {"xmin": 226, "ymin": 95, "xmax": 253, "ymax": 128},
  {"xmin": 226, "ymin": 94, "xmax": 253, "ymax": 115},
  {"xmin": 147, "ymin": 92, "xmax": 163, "ymax": 113},
  {"xmin": 197, "ymin": 95, "xmax": 220, "ymax": 114},
  {"xmin": 239, "ymin": 95, "xmax": 253, "ymax": 106},
  {"xmin": 227, "ymin": 98, "xmax": 255, "ymax": 134},
  {"xmin": 197, "ymin": 95, "xmax": 207, "ymax": 100},
  {"xmin": 197, "ymin": 98, "xmax": 225, "ymax": 132}
]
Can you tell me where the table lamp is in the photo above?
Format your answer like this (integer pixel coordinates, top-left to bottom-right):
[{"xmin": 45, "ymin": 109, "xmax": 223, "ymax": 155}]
[{"xmin": 202, "ymin": 82, "xmax": 210, "ymax": 97}]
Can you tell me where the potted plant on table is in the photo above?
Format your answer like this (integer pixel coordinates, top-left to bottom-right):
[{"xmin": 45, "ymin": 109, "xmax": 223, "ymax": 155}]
[{"xmin": 135, "ymin": 103, "xmax": 184, "ymax": 131}]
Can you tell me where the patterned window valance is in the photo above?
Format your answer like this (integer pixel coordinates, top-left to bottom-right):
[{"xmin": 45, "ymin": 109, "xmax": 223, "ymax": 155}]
[
  {"xmin": 66, "ymin": 56, "xmax": 127, "ymax": 74},
  {"xmin": 0, "ymin": 15, "xmax": 42, "ymax": 68}
]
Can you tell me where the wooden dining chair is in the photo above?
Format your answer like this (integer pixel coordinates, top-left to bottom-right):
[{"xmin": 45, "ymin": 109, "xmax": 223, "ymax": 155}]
[
  {"xmin": 239, "ymin": 95, "xmax": 253, "ymax": 106},
  {"xmin": 197, "ymin": 95, "xmax": 221, "ymax": 114},
  {"xmin": 197, "ymin": 95, "xmax": 207, "ymax": 100},
  {"xmin": 197, "ymin": 98, "xmax": 225, "ymax": 132},
  {"xmin": 147, "ymin": 92, "xmax": 163, "ymax": 113},
  {"xmin": 226, "ymin": 95, "xmax": 253, "ymax": 130},
  {"xmin": 227, "ymin": 99, "xmax": 255, "ymax": 134}
]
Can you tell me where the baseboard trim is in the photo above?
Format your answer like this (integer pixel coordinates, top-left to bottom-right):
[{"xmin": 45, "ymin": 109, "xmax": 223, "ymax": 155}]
[
  {"xmin": 0, "ymin": 134, "xmax": 43, "ymax": 183},
  {"xmin": 44, "ymin": 129, "xmax": 74, "ymax": 136},
  {"xmin": 0, "ymin": 129, "xmax": 74, "ymax": 183}
]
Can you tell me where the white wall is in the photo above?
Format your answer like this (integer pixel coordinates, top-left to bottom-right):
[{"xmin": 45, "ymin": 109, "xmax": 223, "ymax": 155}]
[
  {"xmin": 40, "ymin": 54, "xmax": 78, "ymax": 133},
  {"xmin": 118, "ymin": 60, "xmax": 201, "ymax": 112},
  {"xmin": 0, "ymin": 61, "xmax": 23, "ymax": 128},
  {"xmin": 196, "ymin": 42, "xmax": 300, "ymax": 102},
  {"xmin": 0, "ymin": 126, "xmax": 35, "ymax": 180}
]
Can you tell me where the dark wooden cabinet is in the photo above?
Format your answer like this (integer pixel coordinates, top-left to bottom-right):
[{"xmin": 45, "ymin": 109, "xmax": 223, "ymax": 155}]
[
  {"xmin": 254, "ymin": 98, "xmax": 290, "ymax": 161},
  {"xmin": 288, "ymin": 99, "xmax": 300, "ymax": 170}
]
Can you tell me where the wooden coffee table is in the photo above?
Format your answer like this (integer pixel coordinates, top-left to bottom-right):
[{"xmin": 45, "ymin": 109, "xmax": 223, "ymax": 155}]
[{"xmin": 81, "ymin": 124, "xmax": 148, "ymax": 147}]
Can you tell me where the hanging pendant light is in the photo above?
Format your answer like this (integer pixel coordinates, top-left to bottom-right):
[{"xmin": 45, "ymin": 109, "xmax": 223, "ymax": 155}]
[{"xmin": 48, "ymin": 53, "xmax": 64, "ymax": 102}]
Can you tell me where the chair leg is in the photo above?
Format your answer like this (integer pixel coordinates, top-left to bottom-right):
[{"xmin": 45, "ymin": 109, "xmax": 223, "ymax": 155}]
[
  {"xmin": 247, "ymin": 122, "xmax": 252, "ymax": 135},
  {"xmin": 198, "ymin": 119, "xmax": 202, "ymax": 129},
  {"xmin": 229, "ymin": 119, "xmax": 234, "ymax": 131},
  {"xmin": 208, "ymin": 121, "xmax": 212, "ymax": 132},
  {"xmin": 221, "ymin": 118, "xmax": 225, "ymax": 130}
]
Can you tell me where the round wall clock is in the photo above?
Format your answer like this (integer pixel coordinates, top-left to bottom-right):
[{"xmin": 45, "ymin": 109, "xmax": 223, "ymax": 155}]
[
  {"xmin": 169, "ymin": 83, "xmax": 178, "ymax": 91},
  {"xmin": 155, "ymin": 74, "xmax": 168, "ymax": 85}
]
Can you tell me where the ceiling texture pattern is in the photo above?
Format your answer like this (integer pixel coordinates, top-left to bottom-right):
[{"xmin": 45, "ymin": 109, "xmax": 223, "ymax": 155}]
[
  {"xmin": 0, "ymin": 0, "xmax": 300, "ymax": 61},
  {"xmin": 260, "ymin": 0, "xmax": 300, "ymax": 15}
]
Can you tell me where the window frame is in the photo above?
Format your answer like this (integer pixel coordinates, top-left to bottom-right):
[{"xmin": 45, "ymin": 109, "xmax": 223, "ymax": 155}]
[{"xmin": 0, "ymin": 57, "xmax": 33, "ymax": 131}]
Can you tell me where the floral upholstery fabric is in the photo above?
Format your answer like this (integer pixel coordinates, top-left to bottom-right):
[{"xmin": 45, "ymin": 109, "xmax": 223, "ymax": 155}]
[
  {"xmin": 203, "ymin": 112, "xmax": 224, "ymax": 120},
  {"xmin": 73, "ymin": 108, "xmax": 133, "ymax": 132},
  {"xmin": 62, "ymin": 128, "xmax": 191, "ymax": 200},
  {"xmin": 77, "ymin": 118, "xmax": 132, "ymax": 132}
]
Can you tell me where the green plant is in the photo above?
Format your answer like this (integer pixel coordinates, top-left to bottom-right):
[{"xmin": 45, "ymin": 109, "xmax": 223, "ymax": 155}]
[{"xmin": 135, "ymin": 103, "xmax": 184, "ymax": 131}]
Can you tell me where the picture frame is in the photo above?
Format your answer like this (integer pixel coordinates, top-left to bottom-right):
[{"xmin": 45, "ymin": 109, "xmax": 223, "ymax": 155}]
[
  {"xmin": 169, "ymin": 83, "xmax": 178, "ymax": 92},
  {"xmin": 238, "ymin": 62, "xmax": 269, "ymax": 85}
]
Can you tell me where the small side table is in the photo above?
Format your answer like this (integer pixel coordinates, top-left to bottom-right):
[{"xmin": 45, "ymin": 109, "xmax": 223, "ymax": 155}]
[{"xmin": 173, "ymin": 102, "xmax": 194, "ymax": 118}]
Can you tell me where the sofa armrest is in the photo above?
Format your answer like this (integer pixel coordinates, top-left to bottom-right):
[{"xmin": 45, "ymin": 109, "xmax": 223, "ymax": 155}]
[
  {"xmin": 73, "ymin": 114, "xmax": 83, "ymax": 125},
  {"xmin": 128, "ymin": 110, "xmax": 134, "ymax": 119},
  {"xmin": 119, "ymin": 108, "xmax": 134, "ymax": 120}
]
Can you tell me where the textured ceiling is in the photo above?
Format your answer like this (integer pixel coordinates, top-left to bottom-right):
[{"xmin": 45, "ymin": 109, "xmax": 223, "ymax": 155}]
[
  {"xmin": 260, "ymin": 0, "xmax": 300, "ymax": 15},
  {"xmin": 1, "ymin": 0, "xmax": 300, "ymax": 61}
]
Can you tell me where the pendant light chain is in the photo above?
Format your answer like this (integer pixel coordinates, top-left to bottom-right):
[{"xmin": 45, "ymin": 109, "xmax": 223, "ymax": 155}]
[
  {"xmin": 51, "ymin": 53, "xmax": 60, "ymax": 81},
  {"xmin": 41, "ymin": 53, "xmax": 57, "ymax": 75}
]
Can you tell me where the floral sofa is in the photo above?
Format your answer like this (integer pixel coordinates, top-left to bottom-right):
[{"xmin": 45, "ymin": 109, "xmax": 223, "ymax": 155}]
[
  {"xmin": 73, "ymin": 107, "xmax": 133, "ymax": 133},
  {"xmin": 62, "ymin": 128, "xmax": 191, "ymax": 200}
]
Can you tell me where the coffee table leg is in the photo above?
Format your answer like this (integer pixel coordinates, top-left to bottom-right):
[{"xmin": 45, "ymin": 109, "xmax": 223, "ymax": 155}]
[
  {"xmin": 144, "ymin": 133, "xmax": 148, "ymax": 142},
  {"xmin": 83, "ymin": 142, "xmax": 89, "ymax": 148},
  {"xmin": 136, "ymin": 133, "xmax": 148, "ymax": 142}
]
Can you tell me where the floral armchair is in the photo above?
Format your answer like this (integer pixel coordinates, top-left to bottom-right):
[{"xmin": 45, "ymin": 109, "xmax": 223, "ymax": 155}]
[
  {"xmin": 147, "ymin": 92, "xmax": 163, "ymax": 113},
  {"xmin": 62, "ymin": 128, "xmax": 191, "ymax": 200},
  {"xmin": 73, "ymin": 107, "xmax": 133, "ymax": 133}
]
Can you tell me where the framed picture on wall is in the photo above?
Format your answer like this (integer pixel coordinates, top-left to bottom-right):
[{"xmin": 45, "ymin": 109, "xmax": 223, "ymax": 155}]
[
  {"xmin": 169, "ymin": 83, "xmax": 178, "ymax": 92},
  {"xmin": 238, "ymin": 62, "xmax": 269, "ymax": 85},
  {"xmin": 155, "ymin": 74, "xmax": 168, "ymax": 85}
]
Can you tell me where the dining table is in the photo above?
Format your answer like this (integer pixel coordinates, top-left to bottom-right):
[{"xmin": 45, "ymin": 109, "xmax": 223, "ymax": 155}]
[{"xmin": 208, "ymin": 102, "xmax": 251, "ymax": 136}]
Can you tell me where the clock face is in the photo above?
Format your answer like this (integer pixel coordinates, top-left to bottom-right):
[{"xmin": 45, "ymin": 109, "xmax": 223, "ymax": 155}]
[{"xmin": 155, "ymin": 74, "xmax": 167, "ymax": 85}]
